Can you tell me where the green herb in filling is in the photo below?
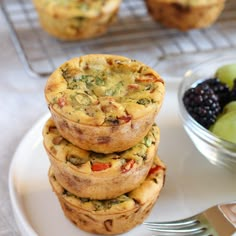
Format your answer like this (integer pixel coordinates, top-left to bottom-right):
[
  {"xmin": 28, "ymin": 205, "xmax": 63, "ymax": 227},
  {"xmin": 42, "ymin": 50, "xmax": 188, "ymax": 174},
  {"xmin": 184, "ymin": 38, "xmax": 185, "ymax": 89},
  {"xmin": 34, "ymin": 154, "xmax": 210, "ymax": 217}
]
[
  {"xmin": 66, "ymin": 154, "xmax": 88, "ymax": 166},
  {"xmin": 105, "ymin": 81, "xmax": 123, "ymax": 96},
  {"xmin": 92, "ymin": 195, "xmax": 130, "ymax": 211},
  {"xmin": 63, "ymin": 190, "xmax": 130, "ymax": 211},
  {"xmin": 144, "ymin": 136, "xmax": 152, "ymax": 147},
  {"xmin": 80, "ymin": 198, "xmax": 90, "ymax": 203},
  {"xmin": 95, "ymin": 76, "xmax": 105, "ymax": 86},
  {"xmin": 144, "ymin": 84, "xmax": 153, "ymax": 91},
  {"xmin": 137, "ymin": 98, "xmax": 151, "ymax": 105},
  {"xmin": 63, "ymin": 189, "xmax": 75, "ymax": 197},
  {"xmin": 105, "ymin": 115, "xmax": 119, "ymax": 125}
]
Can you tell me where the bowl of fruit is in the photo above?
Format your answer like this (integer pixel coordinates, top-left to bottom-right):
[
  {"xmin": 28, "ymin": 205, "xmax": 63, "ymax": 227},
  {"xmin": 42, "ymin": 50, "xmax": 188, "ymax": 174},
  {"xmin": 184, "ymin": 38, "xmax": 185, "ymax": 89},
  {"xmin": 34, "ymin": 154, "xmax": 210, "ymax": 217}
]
[{"xmin": 178, "ymin": 54, "xmax": 236, "ymax": 172}]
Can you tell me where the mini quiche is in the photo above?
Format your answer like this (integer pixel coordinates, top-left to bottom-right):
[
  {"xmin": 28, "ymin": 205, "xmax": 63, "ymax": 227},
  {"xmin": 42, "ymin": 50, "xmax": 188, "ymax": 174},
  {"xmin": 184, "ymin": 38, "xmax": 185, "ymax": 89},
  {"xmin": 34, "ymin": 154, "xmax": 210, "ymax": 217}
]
[
  {"xmin": 45, "ymin": 54, "xmax": 165, "ymax": 153},
  {"xmin": 43, "ymin": 118, "xmax": 160, "ymax": 199},
  {"xmin": 145, "ymin": 0, "xmax": 225, "ymax": 31},
  {"xmin": 32, "ymin": 0, "xmax": 121, "ymax": 40},
  {"xmin": 48, "ymin": 155, "xmax": 166, "ymax": 235}
]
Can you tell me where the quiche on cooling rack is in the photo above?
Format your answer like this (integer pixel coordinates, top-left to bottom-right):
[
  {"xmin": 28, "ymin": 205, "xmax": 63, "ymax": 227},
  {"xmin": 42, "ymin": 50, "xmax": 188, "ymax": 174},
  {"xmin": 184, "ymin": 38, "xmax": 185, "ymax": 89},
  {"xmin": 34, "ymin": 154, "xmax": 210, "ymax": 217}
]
[
  {"xmin": 145, "ymin": 0, "xmax": 225, "ymax": 31},
  {"xmin": 45, "ymin": 54, "xmax": 165, "ymax": 153},
  {"xmin": 43, "ymin": 118, "xmax": 160, "ymax": 199},
  {"xmin": 32, "ymin": 0, "xmax": 121, "ymax": 40},
  {"xmin": 48, "ymin": 155, "xmax": 166, "ymax": 235}
]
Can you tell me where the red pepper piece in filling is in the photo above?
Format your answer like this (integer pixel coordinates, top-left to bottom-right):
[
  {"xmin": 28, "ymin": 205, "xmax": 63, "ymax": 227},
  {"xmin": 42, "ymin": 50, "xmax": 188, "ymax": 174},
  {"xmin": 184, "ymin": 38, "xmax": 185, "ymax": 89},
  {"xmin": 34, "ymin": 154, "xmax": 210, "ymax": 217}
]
[
  {"xmin": 128, "ymin": 84, "xmax": 139, "ymax": 90},
  {"xmin": 135, "ymin": 74, "xmax": 164, "ymax": 84},
  {"xmin": 118, "ymin": 114, "xmax": 132, "ymax": 123},
  {"xmin": 57, "ymin": 96, "xmax": 67, "ymax": 108},
  {"xmin": 121, "ymin": 159, "xmax": 135, "ymax": 173},
  {"xmin": 91, "ymin": 162, "xmax": 111, "ymax": 171},
  {"xmin": 148, "ymin": 165, "xmax": 164, "ymax": 175}
]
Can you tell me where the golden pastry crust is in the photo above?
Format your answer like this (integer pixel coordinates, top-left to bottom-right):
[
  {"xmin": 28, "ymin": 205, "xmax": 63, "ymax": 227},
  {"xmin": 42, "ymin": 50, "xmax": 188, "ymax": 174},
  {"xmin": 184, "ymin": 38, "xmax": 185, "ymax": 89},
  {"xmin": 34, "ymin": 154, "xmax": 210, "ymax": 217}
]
[
  {"xmin": 45, "ymin": 54, "xmax": 165, "ymax": 153},
  {"xmin": 43, "ymin": 118, "xmax": 160, "ymax": 199},
  {"xmin": 48, "ymin": 155, "xmax": 166, "ymax": 235},
  {"xmin": 32, "ymin": 0, "xmax": 121, "ymax": 40},
  {"xmin": 145, "ymin": 0, "xmax": 225, "ymax": 31}
]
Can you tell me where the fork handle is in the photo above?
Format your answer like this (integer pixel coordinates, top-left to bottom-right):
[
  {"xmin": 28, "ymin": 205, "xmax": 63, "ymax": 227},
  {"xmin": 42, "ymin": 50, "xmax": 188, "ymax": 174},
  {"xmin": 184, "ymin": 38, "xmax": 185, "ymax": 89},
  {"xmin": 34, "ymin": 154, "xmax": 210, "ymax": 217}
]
[{"xmin": 219, "ymin": 203, "xmax": 236, "ymax": 228}]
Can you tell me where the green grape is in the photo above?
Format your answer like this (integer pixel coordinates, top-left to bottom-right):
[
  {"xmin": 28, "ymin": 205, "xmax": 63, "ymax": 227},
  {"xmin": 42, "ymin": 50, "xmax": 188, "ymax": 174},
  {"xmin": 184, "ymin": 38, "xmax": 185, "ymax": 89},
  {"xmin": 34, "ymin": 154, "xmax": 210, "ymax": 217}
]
[
  {"xmin": 210, "ymin": 111, "xmax": 236, "ymax": 144},
  {"xmin": 215, "ymin": 63, "xmax": 236, "ymax": 89},
  {"xmin": 223, "ymin": 101, "xmax": 236, "ymax": 114}
]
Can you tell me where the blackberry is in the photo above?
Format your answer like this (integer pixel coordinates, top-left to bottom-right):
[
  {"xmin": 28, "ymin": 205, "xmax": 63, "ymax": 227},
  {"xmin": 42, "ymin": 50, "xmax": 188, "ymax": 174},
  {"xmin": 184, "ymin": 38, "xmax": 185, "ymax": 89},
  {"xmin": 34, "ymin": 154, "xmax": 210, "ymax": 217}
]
[
  {"xmin": 230, "ymin": 78, "xmax": 236, "ymax": 101},
  {"xmin": 201, "ymin": 78, "xmax": 230, "ymax": 109},
  {"xmin": 183, "ymin": 83, "xmax": 221, "ymax": 129}
]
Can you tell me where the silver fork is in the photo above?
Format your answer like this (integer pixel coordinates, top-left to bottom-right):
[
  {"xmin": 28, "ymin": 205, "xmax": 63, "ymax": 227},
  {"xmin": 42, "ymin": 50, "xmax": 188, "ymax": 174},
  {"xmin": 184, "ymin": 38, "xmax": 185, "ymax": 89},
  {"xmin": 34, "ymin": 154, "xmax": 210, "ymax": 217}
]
[{"xmin": 144, "ymin": 202, "xmax": 236, "ymax": 236}]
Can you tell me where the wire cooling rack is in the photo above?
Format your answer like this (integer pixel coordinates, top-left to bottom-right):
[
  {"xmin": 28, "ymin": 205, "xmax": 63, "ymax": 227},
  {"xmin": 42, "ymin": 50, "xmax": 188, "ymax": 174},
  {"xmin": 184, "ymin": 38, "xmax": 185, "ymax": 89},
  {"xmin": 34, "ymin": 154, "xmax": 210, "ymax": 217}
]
[{"xmin": 1, "ymin": 0, "xmax": 236, "ymax": 78}]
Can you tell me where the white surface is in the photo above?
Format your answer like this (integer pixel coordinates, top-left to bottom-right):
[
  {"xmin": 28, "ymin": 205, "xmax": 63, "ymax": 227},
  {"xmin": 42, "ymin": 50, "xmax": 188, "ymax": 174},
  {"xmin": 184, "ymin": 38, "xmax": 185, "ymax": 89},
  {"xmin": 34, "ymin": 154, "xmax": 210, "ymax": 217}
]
[
  {"xmin": 8, "ymin": 81, "xmax": 236, "ymax": 236},
  {"xmin": 0, "ymin": 8, "xmax": 47, "ymax": 236}
]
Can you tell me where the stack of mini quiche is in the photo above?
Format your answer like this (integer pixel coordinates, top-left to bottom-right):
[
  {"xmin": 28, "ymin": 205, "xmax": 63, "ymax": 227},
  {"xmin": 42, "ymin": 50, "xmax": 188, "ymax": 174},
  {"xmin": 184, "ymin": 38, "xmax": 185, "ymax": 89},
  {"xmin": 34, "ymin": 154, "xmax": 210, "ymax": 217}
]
[{"xmin": 43, "ymin": 54, "xmax": 166, "ymax": 235}]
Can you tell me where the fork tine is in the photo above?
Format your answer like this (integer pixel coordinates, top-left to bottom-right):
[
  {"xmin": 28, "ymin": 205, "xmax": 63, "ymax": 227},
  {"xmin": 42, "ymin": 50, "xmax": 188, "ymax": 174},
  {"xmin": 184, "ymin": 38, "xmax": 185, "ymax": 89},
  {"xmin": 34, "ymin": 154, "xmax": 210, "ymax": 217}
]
[
  {"xmin": 144, "ymin": 214, "xmax": 208, "ymax": 235},
  {"xmin": 144, "ymin": 216, "xmax": 199, "ymax": 228},
  {"xmin": 146, "ymin": 225, "xmax": 207, "ymax": 235}
]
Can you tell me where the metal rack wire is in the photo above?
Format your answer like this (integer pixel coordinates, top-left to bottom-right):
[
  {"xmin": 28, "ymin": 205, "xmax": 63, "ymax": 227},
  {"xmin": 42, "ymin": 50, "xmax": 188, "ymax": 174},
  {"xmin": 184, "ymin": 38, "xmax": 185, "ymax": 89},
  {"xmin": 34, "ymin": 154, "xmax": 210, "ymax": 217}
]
[{"xmin": 1, "ymin": 0, "xmax": 236, "ymax": 78}]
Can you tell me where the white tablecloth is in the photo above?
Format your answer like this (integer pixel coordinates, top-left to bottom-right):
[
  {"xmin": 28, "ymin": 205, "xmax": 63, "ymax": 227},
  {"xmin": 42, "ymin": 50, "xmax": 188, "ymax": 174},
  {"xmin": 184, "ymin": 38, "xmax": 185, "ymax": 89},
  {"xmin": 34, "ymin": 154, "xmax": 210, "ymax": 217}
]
[{"xmin": 0, "ymin": 9, "xmax": 48, "ymax": 236}]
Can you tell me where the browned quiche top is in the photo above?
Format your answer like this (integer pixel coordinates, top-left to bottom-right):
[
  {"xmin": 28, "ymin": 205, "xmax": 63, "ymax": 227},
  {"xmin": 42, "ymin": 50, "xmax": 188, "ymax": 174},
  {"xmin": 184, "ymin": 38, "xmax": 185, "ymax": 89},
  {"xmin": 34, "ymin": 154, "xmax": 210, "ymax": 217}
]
[
  {"xmin": 33, "ymin": 0, "xmax": 121, "ymax": 18},
  {"xmin": 45, "ymin": 54, "xmax": 165, "ymax": 126}
]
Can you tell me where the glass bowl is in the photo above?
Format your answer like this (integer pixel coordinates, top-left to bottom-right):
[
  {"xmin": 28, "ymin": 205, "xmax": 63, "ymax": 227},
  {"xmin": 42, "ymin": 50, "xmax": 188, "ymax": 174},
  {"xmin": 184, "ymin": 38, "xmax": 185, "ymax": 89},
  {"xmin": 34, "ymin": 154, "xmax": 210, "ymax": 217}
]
[{"xmin": 178, "ymin": 54, "xmax": 236, "ymax": 173}]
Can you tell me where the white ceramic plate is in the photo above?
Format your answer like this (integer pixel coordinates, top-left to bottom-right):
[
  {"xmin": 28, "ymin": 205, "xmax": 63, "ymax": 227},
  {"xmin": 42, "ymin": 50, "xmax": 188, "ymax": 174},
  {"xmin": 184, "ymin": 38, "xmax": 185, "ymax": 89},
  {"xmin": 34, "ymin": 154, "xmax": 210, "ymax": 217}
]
[{"xmin": 9, "ymin": 81, "xmax": 236, "ymax": 236}]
